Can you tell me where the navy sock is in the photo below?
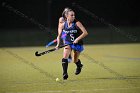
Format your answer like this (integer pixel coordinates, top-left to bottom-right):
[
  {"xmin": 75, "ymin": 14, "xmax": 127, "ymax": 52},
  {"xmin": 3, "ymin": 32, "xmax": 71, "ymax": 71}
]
[
  {"xmin": 62, "ymin": 58, "xmax": 68, "ymax": 75},
  {"xmin": 75, "ymin": 59, "xmax": 82, "ymax": 67}
]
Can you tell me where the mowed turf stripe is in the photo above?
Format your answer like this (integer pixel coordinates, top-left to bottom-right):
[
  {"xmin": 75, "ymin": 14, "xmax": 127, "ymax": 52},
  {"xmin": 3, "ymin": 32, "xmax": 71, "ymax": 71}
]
[
  {"xmin": 104, "ymin": 55, "xmax": 140, "ymax": 60},
  {"xmin": 1, "ymin": 48, "xmax": 64, "ymax": 84},
  {"xmin": 81, "ymin": 53, "xmax": 138, "ymax": 87}
]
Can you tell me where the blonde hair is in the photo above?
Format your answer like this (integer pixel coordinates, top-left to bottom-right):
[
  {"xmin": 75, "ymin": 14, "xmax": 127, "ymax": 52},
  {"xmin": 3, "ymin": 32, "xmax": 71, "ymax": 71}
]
[{"xmin": 62, "ymin": 7, "xmax": 71, "ymax": 19}]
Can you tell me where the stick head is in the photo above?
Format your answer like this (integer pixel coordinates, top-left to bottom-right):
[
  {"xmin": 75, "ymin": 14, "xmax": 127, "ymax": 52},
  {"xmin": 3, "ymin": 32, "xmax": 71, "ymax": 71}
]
[{"xmin": 35, "ymin": 51, "xmax": 41, "ymax": 56}]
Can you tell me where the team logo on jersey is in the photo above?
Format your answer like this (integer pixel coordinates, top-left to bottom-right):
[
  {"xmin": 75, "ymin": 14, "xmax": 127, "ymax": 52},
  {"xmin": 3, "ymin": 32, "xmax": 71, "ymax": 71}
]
[{"xmin": 63, "ymin": 30, "xmax": 77, "ymax": 34}]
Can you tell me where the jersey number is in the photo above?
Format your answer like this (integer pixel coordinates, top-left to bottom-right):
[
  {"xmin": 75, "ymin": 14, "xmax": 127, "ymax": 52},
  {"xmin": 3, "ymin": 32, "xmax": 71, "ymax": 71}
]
[{"xmin": 70, "ymin": 34, "xmax": 75, "ymax": 41}]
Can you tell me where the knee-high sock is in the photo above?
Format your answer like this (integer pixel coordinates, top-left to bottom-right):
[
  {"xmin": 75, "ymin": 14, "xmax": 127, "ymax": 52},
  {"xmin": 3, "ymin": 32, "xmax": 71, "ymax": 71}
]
[
  {"xmin": 62, "ymin": 58, "xmax": 68, "ymax": 75},
  {"xmin": 75, "ymin": 59, "xmax": 82, "ymax": 67}
]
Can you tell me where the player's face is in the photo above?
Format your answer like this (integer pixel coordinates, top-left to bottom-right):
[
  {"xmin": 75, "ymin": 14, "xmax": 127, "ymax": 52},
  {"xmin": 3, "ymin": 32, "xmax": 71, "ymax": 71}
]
[{"xmin": 67, "ymin": 11, "xmax": 75, "ymax": 22}]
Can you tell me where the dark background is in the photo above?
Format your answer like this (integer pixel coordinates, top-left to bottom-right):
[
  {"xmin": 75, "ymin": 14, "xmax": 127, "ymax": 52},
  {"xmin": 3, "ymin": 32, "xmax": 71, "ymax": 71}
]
[{"xmin": 0, "ymin": 0, "xmax": 140, "ymax": 47}]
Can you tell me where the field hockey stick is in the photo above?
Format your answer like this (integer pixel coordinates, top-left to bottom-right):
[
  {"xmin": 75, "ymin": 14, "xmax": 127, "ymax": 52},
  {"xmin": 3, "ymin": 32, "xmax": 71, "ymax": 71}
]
[
  {"xmin": 35, "ymin": 43, "xmax": 71, "ymax": 57},
  {"xmin": 45, "ymin": 34, "xmax": 67, "ymax": 48},
  {"xmin": 45, "ymin": 39, "xmax": 57, "ymax": 48}
]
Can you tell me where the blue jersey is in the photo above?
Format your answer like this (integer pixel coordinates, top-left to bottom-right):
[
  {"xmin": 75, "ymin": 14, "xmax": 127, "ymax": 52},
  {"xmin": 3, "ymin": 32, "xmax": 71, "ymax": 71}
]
[{"xmin": 62, "ymin": 20, "xmax": 83, "ymax": 45}]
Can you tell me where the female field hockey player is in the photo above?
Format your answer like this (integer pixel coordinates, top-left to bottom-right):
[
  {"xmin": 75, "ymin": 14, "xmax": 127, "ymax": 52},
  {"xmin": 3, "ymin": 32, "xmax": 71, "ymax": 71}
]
[
  {"xmin": 59, "ymin": 7, "xmax": 72, "ymax": 62},
  {"xmin": 56, "ymin": 8, "xmax": 88, "ymax": 80}
]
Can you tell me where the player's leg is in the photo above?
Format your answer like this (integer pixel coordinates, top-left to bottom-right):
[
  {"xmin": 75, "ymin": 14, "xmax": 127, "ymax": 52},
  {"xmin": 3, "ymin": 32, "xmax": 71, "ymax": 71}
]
[
  {"xmin": 68, "ymin": 51, "xmax": 72, "ymax": 63},
  {"xmin": 62, "ymin": 39, "xmax": 72, "ymax": 63},
  {"xmin": 73, "ymin": 50, "xmax": 83, "ymax": 75},
  {"xmin": 62, "ymin": 45, "xmax": 71, "ymax": 80}
]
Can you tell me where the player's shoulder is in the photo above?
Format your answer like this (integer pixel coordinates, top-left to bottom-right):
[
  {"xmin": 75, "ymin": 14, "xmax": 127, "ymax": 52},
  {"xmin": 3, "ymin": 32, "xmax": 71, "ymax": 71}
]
[
  {"xmin": 59, "ymin": 17, "xmax": 65, "ymax": 23},
  {"xmin": 59, "ymin": 17, "xmax": 64, "ymax": 20},
  {"xmin": 74, "ymin": 19, "xmax": 81, "ymax": 24},
  {"xmin": 75, "ymin": 19, "xmax": 84, "ymax": 29},
  {"xmin": 75, "ymin": 19, "xmax": 82, "ymax": 26}
]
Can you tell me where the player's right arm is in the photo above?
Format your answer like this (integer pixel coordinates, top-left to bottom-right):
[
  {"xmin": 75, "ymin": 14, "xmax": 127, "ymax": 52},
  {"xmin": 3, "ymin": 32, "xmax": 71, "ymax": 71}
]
[{"xmin": 55, "ymin": 18, "xmax": 64, "ymax": 48}]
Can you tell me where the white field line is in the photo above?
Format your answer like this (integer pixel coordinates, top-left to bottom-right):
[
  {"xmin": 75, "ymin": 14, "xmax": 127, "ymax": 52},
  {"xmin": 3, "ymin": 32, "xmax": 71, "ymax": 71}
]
[{"xmin": 5, "ymin": 87, "xmax": 140, "ymax": 93}]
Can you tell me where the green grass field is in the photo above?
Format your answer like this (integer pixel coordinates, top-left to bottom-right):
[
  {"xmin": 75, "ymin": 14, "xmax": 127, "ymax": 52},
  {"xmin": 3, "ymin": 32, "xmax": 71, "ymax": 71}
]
[{"xmin": 0, "ymin": 44, "xmax": 140, "ymax": 93}]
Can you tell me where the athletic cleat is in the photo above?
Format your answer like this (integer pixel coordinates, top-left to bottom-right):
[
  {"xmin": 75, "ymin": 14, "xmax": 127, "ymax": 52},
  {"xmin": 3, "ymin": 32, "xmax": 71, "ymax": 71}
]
[
  {"xmin": 75, "ymin": 64, "xmax": 83, "ymax": 75},
  {"xmin": 63, "ymin": 74, "xmax": 68, "ymax": 80}
]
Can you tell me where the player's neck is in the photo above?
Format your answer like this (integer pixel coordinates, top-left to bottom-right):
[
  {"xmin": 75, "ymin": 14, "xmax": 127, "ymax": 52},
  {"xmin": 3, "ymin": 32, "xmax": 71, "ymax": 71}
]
[{"xmin": 67, "ymin": 20, "xmax": 72, "ymax": 27}]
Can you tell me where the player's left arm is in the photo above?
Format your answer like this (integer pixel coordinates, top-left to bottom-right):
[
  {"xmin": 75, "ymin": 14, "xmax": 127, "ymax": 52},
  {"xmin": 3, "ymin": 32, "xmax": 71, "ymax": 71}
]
[{"xmin": 73, "ymin": 21, "xmax": 88, "ymax": 43}]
